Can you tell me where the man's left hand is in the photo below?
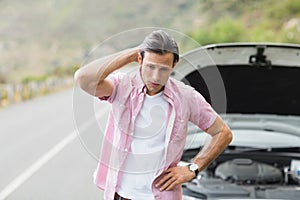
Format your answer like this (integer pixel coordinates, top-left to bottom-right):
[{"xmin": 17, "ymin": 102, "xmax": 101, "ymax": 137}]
[{"xmin": 155, "ymin": 166, "xmax": 195, "ymax": 191}]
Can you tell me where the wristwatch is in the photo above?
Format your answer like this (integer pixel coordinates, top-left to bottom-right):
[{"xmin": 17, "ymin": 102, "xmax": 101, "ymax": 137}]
[{"xmin": 188, "ymin": 163, "xmax": 199, "ymax": 177}]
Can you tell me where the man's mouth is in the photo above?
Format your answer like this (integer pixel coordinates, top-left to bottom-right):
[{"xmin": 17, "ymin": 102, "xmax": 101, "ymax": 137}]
[{"xmin": 149, "ymin": 82, "xmax": 160, "ymax": 88}]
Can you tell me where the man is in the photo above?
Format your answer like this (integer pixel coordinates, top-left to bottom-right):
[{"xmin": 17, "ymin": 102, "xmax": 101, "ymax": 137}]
[{"xmin": 74, "ymin": 30, "xmax": 232, "ymax": 200}]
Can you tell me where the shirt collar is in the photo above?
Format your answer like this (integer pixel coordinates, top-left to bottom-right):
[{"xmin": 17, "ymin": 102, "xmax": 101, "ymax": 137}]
[
  {"xmin": 136, "ymin": 68, "xmax": 146, "ymax": 94},
  {"xmin": 163, "ymin": 79, "xmax": 175, "ymax": 100}
]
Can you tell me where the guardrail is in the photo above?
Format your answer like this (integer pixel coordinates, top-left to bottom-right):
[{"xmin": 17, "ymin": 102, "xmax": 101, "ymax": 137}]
[{"xmin": 0, "ymin": 77, "xmax": 73, "ymax": 108}]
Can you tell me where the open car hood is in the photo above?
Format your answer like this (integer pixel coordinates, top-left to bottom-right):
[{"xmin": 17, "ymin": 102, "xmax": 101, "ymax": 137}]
[
  {"xmin": 173, "ymin": 42, "xmax": 300, "ymax": 147},
  {"xmin": 173, "ymin": 42, "xmax": 300, "ymax": 116}
]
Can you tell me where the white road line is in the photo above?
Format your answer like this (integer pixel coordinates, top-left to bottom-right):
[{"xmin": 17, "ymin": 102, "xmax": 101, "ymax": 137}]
[{"xmin": 0, "ymin": 115, "xmax": 96, "ymax": 200}]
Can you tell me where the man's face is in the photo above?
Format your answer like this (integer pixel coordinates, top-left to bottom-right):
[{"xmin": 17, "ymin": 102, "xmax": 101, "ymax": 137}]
[{"xmin": 138, "ymin": 51, "xmax": 176, "ymax": 96}]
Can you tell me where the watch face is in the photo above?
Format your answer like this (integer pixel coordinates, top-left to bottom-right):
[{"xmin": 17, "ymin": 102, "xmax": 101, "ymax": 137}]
[{"xmin": 190, "ymin": 163, "xmax": 198, "ymax": 171}]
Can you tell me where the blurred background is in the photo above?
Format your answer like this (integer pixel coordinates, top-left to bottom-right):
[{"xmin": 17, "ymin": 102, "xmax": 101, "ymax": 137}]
[
  {"xmin": 0, "ymin": 0, "xmax": 300, "ymax": 199},
  {"xmin": 1, "ymin": 0, "xmax": 300, "ymax": 90}
]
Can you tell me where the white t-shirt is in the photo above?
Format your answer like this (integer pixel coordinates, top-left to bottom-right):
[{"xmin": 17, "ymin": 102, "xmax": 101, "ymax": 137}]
[{"xmin": 117, "ymin": 92, "xmax": 168, "ymax": 200}]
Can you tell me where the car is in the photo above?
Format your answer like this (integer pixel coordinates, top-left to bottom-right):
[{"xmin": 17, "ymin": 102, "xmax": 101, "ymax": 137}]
[{"xmin": 172, "ymin": 43, "xmax": 300, "ymax": 200}]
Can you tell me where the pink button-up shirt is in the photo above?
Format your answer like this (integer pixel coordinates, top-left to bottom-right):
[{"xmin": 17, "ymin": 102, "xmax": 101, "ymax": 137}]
[{"xmin": 94, "ymin": 70, "xmax": 217, "ymax": 200}]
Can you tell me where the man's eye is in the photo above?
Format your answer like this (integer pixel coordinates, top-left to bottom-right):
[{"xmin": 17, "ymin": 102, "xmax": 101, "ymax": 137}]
[
  {"xmin": 148, "ymin": 65, "xmax": 155, "ymax": 70},
  {"xmin": 160, "ymin": 68, "xmax": 169, "ymax": 72},
  {"xmin": 160, "ymin": 68, "xmax": 171, "ymax": 73}
]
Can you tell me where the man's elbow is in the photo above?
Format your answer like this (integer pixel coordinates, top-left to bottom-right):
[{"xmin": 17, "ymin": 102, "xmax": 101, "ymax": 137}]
[
  {"xmin": 74, "ymin": 69, "xmax": 88, "ymax": 89},
  {"xmin": 224, "ymin": 126, "xmax": 233, "ymax": 146},
  {"xmin": 73, "ymin": 69, "xmax": 91, "ymax": 93},
  {"xmin": 74, "ymin": 69, "xmax": 101, "ymax": 97}
]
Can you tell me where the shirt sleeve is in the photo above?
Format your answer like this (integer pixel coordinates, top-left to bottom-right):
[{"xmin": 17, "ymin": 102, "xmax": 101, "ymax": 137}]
[
  {"xmin": 98, "ymin": 73, "xmax": 124, "ymax": 103},
  {"xmin": 189, "ymin": 89, "xmax": 218, "ymax": 130}
]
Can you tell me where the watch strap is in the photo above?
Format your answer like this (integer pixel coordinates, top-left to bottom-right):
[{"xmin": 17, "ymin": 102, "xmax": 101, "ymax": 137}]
[{"xmin": 188, "ymin": 163, "xmax": 199, "ymax": 177}]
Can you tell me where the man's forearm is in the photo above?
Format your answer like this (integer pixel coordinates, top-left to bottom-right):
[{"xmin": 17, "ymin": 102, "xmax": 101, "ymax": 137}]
[
  {"xmin": 94, "ymin": 48, "xmax": 139, "ymax": 81},
  {"xmin": 192, "ymin": 123, "xmax": 232, "ymax": 172},
  {"xmin": 74, "ymin": 47, "xmax": 139, "ymax": 94},
  {"xmin": 155, "ymin": 124, "xmax": 232, "ymax": 191}
]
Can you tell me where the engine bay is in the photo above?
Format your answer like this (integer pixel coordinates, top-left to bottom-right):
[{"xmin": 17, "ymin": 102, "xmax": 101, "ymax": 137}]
[{"xmin": 181, "ymin": 148, "xmax": 300, "ymax": 199}]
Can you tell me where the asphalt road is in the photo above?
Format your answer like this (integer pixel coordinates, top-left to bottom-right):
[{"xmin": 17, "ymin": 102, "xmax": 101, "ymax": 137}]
[{"xmin": 0, "ymin": 87, "xmax": 110, "ymax": 200}]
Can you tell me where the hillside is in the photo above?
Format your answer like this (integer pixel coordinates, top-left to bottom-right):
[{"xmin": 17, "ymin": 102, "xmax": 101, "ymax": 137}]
[
  {"xmin": 1, "ymin": 0, "xmax": 300, "ymax": 84},
  {"xmin": 190, "ymin": 0, "xmax": 300, "ymax": 45},
  {"xmin": 0, "ymin": 0, "xmax": 202, "ymax": 83}
]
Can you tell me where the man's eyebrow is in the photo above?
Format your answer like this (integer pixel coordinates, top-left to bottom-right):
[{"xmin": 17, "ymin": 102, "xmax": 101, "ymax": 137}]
[{"xmin": 145, "ymin": 63, "xmax": 171, "ymax": 68}]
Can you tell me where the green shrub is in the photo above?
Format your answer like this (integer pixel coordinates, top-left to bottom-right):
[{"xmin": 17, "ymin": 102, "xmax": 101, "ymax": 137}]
[
  {"xmin": 21, "ymin": 75, "xmax": 48, "ymax": 84},
  {"xmin": 191, "ymin": 18, "xmax": 245, "ymax": 45}
]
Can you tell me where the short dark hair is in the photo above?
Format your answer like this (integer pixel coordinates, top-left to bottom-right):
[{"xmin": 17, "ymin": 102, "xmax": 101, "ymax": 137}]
[{"xmin": 140, "ymin": 30, "xmax": 179, "ymax": 63}]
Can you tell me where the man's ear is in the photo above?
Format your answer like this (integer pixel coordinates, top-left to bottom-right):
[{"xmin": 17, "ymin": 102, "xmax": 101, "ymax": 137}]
[
  {"xmin": 172, "ymin": 62, "xmax": 177, "ymax": 68},
  {"xmin": 137, "ymin": 53, "xmax": 143, "ymax": 65}
]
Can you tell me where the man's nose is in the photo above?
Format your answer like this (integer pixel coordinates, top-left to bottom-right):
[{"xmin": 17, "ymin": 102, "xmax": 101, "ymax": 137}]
[{"xmin": 152, "ymin": 69, "xmax": 161, "ymax": 81}]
